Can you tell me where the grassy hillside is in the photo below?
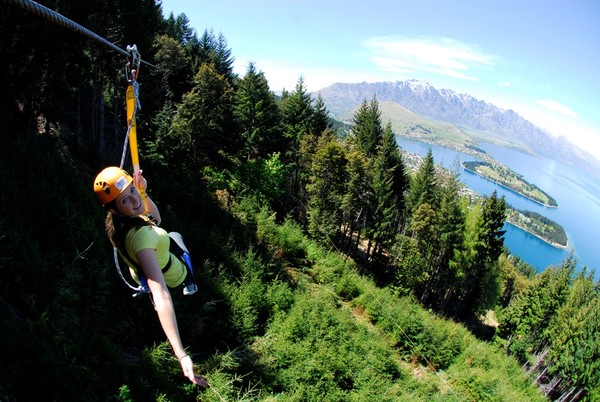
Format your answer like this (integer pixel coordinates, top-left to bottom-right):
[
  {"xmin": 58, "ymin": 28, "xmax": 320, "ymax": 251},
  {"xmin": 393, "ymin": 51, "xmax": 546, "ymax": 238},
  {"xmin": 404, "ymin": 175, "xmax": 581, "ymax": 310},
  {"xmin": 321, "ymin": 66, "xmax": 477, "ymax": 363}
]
[
  {"xmin": 199, "ymin": 204, "xmax": 547, "ymax": 401},
  {"xmin": 0, "ymin": 137, "xmax": 546, "ymax": 401}
]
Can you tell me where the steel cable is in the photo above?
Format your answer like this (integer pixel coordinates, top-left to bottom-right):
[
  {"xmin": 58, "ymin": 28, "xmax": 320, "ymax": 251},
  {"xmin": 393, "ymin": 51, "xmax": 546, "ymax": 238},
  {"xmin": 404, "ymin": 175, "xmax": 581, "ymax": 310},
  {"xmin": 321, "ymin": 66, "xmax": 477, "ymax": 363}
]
[{"xmin": 1, "ymin": 0, "xmax": 155, "ymax": 68}]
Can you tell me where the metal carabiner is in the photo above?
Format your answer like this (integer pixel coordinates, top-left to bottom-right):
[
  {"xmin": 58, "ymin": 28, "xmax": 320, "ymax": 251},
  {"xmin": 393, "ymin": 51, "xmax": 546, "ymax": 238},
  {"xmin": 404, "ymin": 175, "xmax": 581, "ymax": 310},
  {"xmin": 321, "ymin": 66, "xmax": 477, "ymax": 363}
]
[{"xmin": 125, "ymin": 44, "xmax": 141, "ymax": 83}]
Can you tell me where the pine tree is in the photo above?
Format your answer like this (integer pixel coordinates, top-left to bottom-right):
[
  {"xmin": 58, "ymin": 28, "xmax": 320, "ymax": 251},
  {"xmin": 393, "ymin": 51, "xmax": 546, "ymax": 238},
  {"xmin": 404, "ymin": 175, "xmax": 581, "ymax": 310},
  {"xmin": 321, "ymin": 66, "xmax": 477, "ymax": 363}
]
[
  {"xmin": 164, "ymin": 63, "xmax": 238, "ymax": 172},
  {"xmin": 306, "ymin": 135, "xmax": 348, "ymax": 244},
  {"xmin": 452, "ymin": 191, "xmax": 507, "ymax": 319},
  {"xmin": 481, "ymin": 190, "xmax": 507, "ymax": 262},
  {"xmin": 152, "ymin": 34, "xmax": 192, "ymax": 103},
  {"xmin": 369, "ymin": 123, "xmax": 408, "ymax": 263},
  {"xmin": 281, "ymin": 77, "xmax": 315, "ymax": 221},
  {"xmin": 351, "ymin": 96, "xmax": 383, "ymax": 158},
  {"xmin": 370, "ymin": 147, "xmax": 396, "ymax": 261},
  {"xmin": 379, "ymin": 122, "xmax": 409, "ymax": 230},
  {"xmin": 281, "ymin": 77, "xmax": 314, "ymax": 161},
  {"xmin": 545, "ymin": 269, "xmax": 600, "ymax": 401},
  {"xmin": 311, "ymin": 94, "xmax": 332, "ymax": 137},
  {"xmin": 234, "ymin": 62, "xmax": 283, "ymax": 160},
  {"xmin": 499, "ymin": 260, "xmax": 575, "ymax": 359},
  {"xmin": 407, "ymin": 148, "xmax": 438, "ymax": 213},
  {"xmin": 340, "ymin": 149, "xmax": 371, "ymax": 254},
  {"xmin": 421, "ymin": 169, "xmax": 466, "ymax": 311},
  {"xmin": 163, "ymin": 12, "xmax": 196, "ymax": 45},
  {"xmin": 187, "ymin": 29, "xmax": 235, "ymax": 85}
]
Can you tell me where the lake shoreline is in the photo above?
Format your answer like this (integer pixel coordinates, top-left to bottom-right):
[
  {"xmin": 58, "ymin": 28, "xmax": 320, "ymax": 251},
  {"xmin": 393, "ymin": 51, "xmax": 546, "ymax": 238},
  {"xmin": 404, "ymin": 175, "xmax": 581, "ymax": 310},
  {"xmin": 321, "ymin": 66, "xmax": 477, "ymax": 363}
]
[
  {"xmin": 395, "ymin": 135, "xmax": 597, "ymax": 274},
  {"xmin": 505, "ymin": 221, "xmax": 570, "ymax": 251},
  {"xmin": 462, "ymin": 166, "xmax": 558, "ymax": 208}
]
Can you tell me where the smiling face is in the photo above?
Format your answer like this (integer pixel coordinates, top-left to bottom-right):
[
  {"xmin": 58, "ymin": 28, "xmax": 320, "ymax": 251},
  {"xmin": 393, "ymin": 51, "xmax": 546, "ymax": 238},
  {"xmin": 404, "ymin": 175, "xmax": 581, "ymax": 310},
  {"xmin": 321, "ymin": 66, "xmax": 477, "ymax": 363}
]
[{"xmin": 113, "ymin": 184, "xmax": 145, "ymax": 217}]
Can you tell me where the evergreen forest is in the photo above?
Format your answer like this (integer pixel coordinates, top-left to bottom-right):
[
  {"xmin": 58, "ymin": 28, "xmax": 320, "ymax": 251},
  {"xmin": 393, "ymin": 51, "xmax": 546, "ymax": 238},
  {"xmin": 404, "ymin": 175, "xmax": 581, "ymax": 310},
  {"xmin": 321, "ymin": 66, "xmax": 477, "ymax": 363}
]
[{"xmin": 0, "ymin": 1, "xmax": 598, "ymax": 401}]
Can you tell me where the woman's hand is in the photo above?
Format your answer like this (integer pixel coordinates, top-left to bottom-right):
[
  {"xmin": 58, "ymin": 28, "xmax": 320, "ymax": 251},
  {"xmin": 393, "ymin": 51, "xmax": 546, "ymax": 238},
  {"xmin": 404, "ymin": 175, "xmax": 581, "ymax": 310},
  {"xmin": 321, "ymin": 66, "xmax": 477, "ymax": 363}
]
[
  {"xmin": 133, "ymin": 170, "xmax": 147, "ymax": 193},
  {"xmin": 179, "ymin": 355, "xmax": 209, "ymax": 389},
  {"xmin": 132, "ymin": 170, "xmax": 161, "ymax": 224}
]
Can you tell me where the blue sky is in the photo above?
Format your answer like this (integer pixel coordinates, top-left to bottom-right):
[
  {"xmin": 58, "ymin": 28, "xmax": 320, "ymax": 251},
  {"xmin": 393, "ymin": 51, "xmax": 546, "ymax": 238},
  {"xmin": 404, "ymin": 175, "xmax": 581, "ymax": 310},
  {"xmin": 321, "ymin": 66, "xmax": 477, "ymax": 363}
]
[{"xmin": 160, "ymin": 0, "xmax": 600, "ymax": 161}]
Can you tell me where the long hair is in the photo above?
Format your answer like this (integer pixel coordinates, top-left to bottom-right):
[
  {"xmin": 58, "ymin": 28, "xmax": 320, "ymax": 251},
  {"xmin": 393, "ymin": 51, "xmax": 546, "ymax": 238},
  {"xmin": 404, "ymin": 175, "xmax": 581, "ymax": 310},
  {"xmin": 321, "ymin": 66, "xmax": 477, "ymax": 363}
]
[{"xmin": 104, "ymin": 203, "xmax": 153, "ymax": 251}]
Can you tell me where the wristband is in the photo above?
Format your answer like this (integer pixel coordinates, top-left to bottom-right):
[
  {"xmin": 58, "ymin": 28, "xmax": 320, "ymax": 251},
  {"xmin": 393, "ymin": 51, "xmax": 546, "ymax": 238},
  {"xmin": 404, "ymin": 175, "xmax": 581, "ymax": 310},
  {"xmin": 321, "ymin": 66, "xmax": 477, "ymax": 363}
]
[{"xmin": 178, "ymin": 354, "xmax": 189, "ymax": 361}]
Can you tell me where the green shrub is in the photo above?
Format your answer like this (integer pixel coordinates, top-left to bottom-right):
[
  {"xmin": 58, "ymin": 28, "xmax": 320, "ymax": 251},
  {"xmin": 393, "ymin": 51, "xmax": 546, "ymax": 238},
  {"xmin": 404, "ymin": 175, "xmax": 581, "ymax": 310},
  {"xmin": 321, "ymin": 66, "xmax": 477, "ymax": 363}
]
[
  {"xmin": 254, "ymin": 289, "xmax": 405, "ymax": 401},
  {"xmin": 449, "ymin": 342, "xmax": 545, "ymax": 401}
]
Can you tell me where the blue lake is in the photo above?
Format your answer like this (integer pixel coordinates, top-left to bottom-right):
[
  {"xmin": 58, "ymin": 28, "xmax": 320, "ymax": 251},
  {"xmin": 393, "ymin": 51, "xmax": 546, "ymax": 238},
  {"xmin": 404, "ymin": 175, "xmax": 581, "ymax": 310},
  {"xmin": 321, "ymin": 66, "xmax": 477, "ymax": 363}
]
[{"xmin": 396, "ymin": 136, "xmax": 600, "ymax": 276}]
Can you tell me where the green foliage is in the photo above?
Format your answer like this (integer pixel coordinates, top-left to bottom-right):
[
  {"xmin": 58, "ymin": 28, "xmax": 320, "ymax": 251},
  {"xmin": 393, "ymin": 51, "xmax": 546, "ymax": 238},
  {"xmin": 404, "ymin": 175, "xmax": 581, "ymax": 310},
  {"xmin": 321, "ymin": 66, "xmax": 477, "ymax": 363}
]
[
  {"xmin": 235, "ymin": 62, "xmax": 284, "ymax": 159},
  {"xmin": 450, "ymin": 342, "xmax": 545, "ymax": 401},
  {"xmin": 498, "ymin": 259, "xmax": 575, "ymax": 358},
  {"xmin": 153, "ymin": 34, "xmax": 191, "ymax": 78},
  {"xmin": 547, "ymin": 291, "xmax": 600, "ymax": 396},
  {"xmin": 390, "ymin": 235, "xmax": 427, "ymax": 295},
  {"xmin": 449, "ymin": 192, "xmax": 507, "ymax": 319},
  {"xmin": 357, "ymin": 290, "xmax": 470, "ymax": 370},
  {"xmin": 117, "ymin": 384, "xmax": 134, "ymax": 402},
  {"xmin": 233, "ymin": 153, "xmax": 288, "ymax": 205},
  {"xmin": 407, "ymin": 148, "xmax": 438, "ymax": 212},
  {"xmin": 351, "ymin": 96, "xmax": 383, "ymax": 157},
  {"xmin": 163, "ymin": 63, "xmax": 239, "ymax": 171},
  {"xmin": 254, "ymin": 212, "xmax": 307, "ymax": 263},
  {"xmin": 311, "ymin": 94, "xmax": 333, "ymax": 136},
  {"xmin": 5, "ymin": 3, "xmax": 597, "ymax": 400},
  {"xmin": 340, "ymin": 149, "xmax": 371, "ymax": 253},
  {"xmin": 306, "ymin": 136, "xmax": 348, "ymax": 243},
  {"xmin": 255, "ymin": 288, "xmax": 405, "ymax": 401},
  {"xmin": 370, "ymin": 123, "xmax": 404, "ymax": 258}
]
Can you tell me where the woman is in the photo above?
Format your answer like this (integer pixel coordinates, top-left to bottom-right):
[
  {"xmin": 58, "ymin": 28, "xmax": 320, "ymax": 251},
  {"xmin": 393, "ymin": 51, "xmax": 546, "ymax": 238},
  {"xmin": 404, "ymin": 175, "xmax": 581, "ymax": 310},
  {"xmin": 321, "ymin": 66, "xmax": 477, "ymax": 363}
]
[{"xmin": 93, "ymin": 166, "xmax": 207, "ymax": 387}]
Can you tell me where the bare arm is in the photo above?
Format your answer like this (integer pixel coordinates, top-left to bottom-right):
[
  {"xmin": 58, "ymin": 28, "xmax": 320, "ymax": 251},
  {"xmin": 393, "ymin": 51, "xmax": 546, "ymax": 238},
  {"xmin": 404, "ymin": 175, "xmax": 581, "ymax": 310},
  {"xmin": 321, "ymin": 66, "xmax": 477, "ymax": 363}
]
[
  {"xmin": 136, "ymin": 248, "xmax": 203, "ymax": 385},
  {"xmin": 142, "ymin": 194, "xmax": 161, "ymax": 225},
  {"xmin": 133, "ymin": 171, "xmax": 161, "ymax": 225}
]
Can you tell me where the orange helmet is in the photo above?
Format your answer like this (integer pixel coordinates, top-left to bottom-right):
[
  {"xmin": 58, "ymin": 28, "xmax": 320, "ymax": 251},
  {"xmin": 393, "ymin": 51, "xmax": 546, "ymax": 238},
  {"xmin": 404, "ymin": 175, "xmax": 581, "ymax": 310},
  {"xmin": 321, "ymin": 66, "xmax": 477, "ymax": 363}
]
[{"xmin": 93, "ymin": 166, "xmax": 133, "ymax": 205}]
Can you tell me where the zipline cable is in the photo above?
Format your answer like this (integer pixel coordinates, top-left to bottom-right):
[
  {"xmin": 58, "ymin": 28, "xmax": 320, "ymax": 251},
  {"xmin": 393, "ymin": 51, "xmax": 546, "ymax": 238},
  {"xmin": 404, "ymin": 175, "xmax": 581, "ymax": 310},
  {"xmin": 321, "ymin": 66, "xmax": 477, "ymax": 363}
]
[
  {"xmin": 1, "ymin": 0, "xmax": 155, "ymax": 68},
  {"xmin": 3, "ymin": 0, "xmax": 152, "ymax": 296}
]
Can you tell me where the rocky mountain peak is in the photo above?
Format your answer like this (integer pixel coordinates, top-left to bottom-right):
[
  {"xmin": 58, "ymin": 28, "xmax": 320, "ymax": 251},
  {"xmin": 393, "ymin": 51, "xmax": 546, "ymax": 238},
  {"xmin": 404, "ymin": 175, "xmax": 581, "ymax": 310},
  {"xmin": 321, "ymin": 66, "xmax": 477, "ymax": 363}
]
[{"xmin": 316, "ymin": 80, "xmax": 600, "ymax": 175}]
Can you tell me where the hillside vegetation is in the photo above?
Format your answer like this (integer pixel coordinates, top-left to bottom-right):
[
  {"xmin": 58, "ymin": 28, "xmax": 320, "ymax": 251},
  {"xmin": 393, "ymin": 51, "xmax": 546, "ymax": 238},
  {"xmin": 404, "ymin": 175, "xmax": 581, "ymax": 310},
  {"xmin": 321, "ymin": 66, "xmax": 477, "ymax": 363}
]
[{"xmin": 1, "ymin": 2, "xmax": 598, "ymax": 401}]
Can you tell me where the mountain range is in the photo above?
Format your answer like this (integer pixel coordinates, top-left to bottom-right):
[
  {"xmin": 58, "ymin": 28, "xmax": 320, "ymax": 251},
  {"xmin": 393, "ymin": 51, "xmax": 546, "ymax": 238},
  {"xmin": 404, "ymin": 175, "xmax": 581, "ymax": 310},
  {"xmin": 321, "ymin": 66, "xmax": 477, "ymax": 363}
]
[{"xmin": 315, "ymin": 79, "xmax": 600, "ymax": 175}]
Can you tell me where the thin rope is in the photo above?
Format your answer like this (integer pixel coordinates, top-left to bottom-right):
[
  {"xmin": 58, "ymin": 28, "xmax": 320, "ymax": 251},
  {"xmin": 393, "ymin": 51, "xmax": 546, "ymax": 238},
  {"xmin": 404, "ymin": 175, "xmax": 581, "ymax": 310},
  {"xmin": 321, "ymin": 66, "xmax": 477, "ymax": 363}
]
[
  {"xmin": 112, "ymin": 247, "xmax": 148, "ymax": 297},
  {"xmin": 2, "ymin": 0, "xmax": 155, "ymax": 68}
]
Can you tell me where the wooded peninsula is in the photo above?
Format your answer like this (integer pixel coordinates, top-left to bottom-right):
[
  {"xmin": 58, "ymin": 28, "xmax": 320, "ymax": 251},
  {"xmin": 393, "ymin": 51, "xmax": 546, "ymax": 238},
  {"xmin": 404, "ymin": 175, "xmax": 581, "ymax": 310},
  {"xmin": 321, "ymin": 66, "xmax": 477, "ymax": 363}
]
[
  {"xmin": 463, "ymin": 161, "xmax": 558, "ymax": 207},
  {"xmin": 506, "ymin": 209, "xmax": 569, "ymax": 248}
]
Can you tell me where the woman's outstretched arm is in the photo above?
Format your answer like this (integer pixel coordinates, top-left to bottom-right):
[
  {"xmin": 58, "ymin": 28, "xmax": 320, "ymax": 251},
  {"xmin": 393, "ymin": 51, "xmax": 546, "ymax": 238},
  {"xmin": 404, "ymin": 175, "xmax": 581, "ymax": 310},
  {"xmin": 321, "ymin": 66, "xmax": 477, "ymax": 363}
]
[{"xmin": 136, "ymin": 248, "xmax": 206, "ymax": 387}]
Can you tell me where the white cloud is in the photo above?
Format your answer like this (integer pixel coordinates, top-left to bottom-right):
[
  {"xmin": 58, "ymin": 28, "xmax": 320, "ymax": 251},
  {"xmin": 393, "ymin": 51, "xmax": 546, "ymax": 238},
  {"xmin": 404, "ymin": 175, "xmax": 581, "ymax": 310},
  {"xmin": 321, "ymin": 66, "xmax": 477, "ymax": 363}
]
[
  {"xmin": 362, "ymin": 36, "xmax": 496, "ymax": 81},
  {"xmin": 509, "ymin": 101, "xmax": 600, "ymax": 161},
  {"xmin": 498, "ymin": 81, "xmax": 512, "ymax": 87},
  {"xmin": 235, "ymin": 56, "xmax": 393, "ymax": 92},
  {"xmin": 536, "ymin": 99, "xmax": 579, "ymax": 118}
]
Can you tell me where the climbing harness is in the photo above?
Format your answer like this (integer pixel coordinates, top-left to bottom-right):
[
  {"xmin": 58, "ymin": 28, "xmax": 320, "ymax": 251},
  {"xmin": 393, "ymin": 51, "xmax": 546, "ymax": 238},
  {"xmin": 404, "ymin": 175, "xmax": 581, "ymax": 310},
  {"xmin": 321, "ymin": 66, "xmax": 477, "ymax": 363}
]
[{"xmin": 113, "ymin": 230, "xmax": 196, "ymax": 298}]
